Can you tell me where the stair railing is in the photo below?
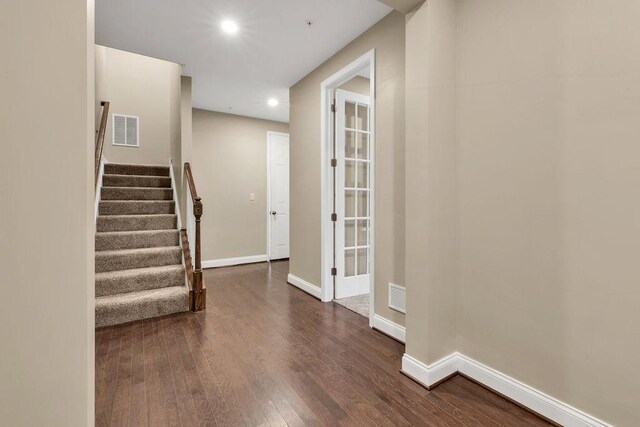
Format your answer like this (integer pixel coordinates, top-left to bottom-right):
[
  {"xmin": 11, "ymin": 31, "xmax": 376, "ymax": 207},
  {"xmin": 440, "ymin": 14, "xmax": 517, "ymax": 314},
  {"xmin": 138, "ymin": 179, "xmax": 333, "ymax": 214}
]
[
  {"xmin": 95, "ymin": 101, "xmax": 110, "ymax": 186},
  {"xmin": 184, "ymin": 162, "xmax": 206, "ymax": 311}
]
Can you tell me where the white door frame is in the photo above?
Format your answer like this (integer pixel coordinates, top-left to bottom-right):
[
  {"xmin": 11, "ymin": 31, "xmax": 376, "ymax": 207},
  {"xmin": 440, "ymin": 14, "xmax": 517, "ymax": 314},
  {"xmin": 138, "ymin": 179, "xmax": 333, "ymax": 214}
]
[
  {"xmin": 266, "ymin": 131, "xmax": 290, "ymax": 261},
  {"xmin": 320, "ymin": 49, "xmax": 376, "ymax": 327}
]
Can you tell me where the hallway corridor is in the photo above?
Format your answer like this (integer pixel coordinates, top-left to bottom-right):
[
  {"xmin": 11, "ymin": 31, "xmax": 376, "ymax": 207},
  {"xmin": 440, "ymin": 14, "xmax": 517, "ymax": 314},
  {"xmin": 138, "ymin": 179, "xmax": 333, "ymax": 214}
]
[{"xmin": 95, "ymin": 261, "xmax": 550, "ymax": 426}]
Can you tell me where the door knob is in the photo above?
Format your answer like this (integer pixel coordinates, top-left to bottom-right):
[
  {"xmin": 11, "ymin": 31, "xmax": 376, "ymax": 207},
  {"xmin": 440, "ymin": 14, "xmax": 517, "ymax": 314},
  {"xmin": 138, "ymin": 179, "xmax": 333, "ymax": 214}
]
[{"xmin": 271, "ymin": 211, "xmax": 277, "ymax": 215}]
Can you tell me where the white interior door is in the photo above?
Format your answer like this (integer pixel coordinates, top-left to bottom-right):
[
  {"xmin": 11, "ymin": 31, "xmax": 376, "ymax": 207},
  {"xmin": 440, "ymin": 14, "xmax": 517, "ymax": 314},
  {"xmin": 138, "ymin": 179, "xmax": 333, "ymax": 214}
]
[
  {"xmin": 268, "ymin": 132, "xmax": 290, "ymax": 260},
  {"xmin": 335, "ymin": 89, "xmax": 371, "ymax": 299}
]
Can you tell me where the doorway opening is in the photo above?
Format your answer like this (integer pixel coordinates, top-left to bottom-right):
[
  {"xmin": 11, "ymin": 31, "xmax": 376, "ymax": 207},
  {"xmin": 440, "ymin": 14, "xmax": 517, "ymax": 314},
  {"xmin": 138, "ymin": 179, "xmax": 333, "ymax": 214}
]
[{"xmin": 320, "ymin": 50, "xmax": 375, "ymax": 325}]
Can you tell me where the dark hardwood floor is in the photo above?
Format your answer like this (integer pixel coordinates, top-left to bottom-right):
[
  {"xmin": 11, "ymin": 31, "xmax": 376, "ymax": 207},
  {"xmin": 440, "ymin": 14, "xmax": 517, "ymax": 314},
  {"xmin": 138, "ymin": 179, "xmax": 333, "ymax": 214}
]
[{"xmin": 96, "ymin": 261, "xmax": 550, "ymax": 426}]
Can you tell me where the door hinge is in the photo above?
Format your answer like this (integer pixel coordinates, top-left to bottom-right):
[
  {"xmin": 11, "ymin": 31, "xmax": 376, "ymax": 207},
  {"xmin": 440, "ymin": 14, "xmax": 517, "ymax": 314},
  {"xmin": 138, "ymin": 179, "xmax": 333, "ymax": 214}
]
[
  {"xmin": 331, "ymin": 103, "xmax": 336, "ymax": 113},
  {"xmin": 331, "ymin": 158, "xmax": 337, "ymax": 167},
  {"xmin": 331, "ymin": 267, "xmax": 337, "ymax": 276},
  {"xmin": 331, "ymin": 213, "xmax": 337, "ymax": 222}
]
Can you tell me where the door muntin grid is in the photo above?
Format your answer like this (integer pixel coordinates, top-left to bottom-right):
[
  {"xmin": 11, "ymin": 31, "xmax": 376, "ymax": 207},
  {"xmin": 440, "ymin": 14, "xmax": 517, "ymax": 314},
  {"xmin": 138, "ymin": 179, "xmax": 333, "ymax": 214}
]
[{"xmin": 342, "ymin": 98, "xmax": 370, "ymax": 278}]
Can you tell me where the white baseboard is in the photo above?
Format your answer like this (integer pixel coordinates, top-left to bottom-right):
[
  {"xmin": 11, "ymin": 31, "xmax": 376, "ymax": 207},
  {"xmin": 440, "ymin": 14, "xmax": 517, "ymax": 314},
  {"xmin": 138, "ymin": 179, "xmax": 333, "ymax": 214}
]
[
  {"xmin": 402, "ymin": 353, "xmax": 459, "ymax": 388},
  {"xmin": 372, "ymin": 314, "xmax": 406, "ymax": 343},
  {"xmin": 202, "ymin": 254, "xmax": 267, "ymax": 269},
  {"xmin": 402, "ymin": 352, "xmax": 611, "ymax": 427},
  {"xmin": 287, "ymin": 274, "xmax": 321, "ymax": 300}
]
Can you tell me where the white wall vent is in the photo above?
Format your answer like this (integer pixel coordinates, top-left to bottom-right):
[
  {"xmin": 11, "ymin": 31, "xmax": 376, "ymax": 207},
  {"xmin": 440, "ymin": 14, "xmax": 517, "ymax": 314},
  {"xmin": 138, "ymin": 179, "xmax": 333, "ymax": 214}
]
[
  {"xmin": 388, "ymin": 283, "xmax": 406, "ymax": 313},
  {"xmin": 113, "ymin": 114, "xmax": 139, "ymax": 147}
]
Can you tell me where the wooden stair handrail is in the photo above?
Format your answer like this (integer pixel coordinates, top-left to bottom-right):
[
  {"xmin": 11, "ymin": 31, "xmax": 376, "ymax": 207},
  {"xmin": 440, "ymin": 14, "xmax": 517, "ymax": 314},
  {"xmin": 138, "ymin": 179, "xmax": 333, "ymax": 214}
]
[
  {"xmin": 95, "ymin": 101, "xmax": 110, "ymax": 185},
  {"xmin": 184, "ymin": 162, "xmax": 205, "ymax": 311}
]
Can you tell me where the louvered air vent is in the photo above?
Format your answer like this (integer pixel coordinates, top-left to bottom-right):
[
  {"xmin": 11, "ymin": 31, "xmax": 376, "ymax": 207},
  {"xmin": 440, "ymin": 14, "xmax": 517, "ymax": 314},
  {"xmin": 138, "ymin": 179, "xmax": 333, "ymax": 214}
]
[
  {"xmin": 389, "ymin": 283, "xmax": 406, "ymax": 313},
  {"xmin": 113, "ymin": 114, "xmax": 139, "ymax": 147}
]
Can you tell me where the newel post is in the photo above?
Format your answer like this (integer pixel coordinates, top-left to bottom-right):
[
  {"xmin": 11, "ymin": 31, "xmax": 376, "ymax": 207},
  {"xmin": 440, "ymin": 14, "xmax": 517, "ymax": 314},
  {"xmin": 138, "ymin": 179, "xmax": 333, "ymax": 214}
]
[{"xmin": 193, "ymin": 197, "xmax": 206, "ymax": 311}]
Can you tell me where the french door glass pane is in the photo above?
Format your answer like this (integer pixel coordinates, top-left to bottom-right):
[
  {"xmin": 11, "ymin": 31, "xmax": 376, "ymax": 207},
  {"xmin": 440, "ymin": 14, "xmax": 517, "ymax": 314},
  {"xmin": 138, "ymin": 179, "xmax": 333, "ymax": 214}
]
[
  {"xmin": 341, "ymin": 97, "xmax": 371, "ymax": 280},
  {"xmin": 345, "ymin": 190, "xmax": 356, "ymax": 217},
  {"xmin": 357, "ymin": 133, "xmax": 369, "ymax": 160},
  {"xmin": 357, "ymin": 220, "xmax": 368, "ymax": 246},
  {"xmin": 345, "ymin": 160, "xmax": 356, "ymax": 188},
  {"xmin": 345, "ymin": 220, "xmax": 356, "ymax": 247},
  {"xmin": 357, "ymin": 162, "xmax": 368, "ymax": 189},
  {"xmin": 345, "ymin": 101, "xmax": 356, "ymax": 129},
  {"xmin": 345, "ymin": 131, "xmax": 356, "ymax": 158},
  {"xmin": 357, "ymin": 191, "xmax": 368, "ymax": 217},
  {"xmin": 357, "ymin": 248, "xmax": 368, "ymax": 275},
  {"xmin": 345, "ymin": 249, "xmax": 356, "ymax": 277},
  {"xmin": 357, "ymin": 104, "xmax": 369, "ymax": 131}
]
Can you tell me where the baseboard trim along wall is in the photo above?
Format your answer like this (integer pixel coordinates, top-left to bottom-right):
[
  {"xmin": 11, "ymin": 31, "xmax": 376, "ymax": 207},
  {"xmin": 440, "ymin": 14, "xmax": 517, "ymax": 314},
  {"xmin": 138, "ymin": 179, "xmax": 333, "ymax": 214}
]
[
  {"xmin": 372, "ymin": 314, "xmax": 406, "ymax": 343},
  {"xmin": 202, "ymin": 255, "xmax": 267, "ymax": 269},
  {"xmin": 287, "ymin": 274, "xmax": 322, "ymax": 300},
  {"xmin": 401, "ymin": 352, "xmax": 611, "ymax": 427},
  {"xmin": 402, "ymin": 353, "xmax": 459, "ymax": 389}
]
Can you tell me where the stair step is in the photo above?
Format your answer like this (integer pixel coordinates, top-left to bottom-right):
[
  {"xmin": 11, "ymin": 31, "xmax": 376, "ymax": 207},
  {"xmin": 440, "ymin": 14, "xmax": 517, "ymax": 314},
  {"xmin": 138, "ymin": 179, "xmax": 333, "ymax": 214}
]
[
  {"xmin": 96, "ymin": 265, "xmax": 185, "ymax": 297},
  {"xmin": 95, "ymin": 286, "xmax": 188, "ymax": 328},
  {"xmin": 96, "ymin": 229, "xmax": 180, "ymax": 251},
  {"xmin": 96, "ymin": 214, "xmax": 176, "ymax": 232},
  {"xmin": 95, "ymin": 246, "xmax": 182, "ymax": 273},
  {"xmin": 104, "ymin": 163, "xmax": 170, "ymax": 177},
  {"xmin": 101, "ymin": 187, "xmax": 173, "ymax": 201},
  {"xmin": 103, "ymin": 174, "xmax": 171, "ymax": 189},
  {"xmin": 99, "ymin": 200, "xmax": 175, "ymax": 216}
]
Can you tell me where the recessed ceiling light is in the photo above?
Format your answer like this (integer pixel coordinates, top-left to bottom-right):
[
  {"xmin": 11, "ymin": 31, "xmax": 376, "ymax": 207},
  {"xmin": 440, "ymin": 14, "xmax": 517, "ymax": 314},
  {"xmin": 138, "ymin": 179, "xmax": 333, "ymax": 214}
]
[
  {"xmin": 268, "ymin": 98, "xmax": 279, "ymax": 107},
  {"xmin": 221, "ymin": 20, "xmax": 239, "ymax": 35}
]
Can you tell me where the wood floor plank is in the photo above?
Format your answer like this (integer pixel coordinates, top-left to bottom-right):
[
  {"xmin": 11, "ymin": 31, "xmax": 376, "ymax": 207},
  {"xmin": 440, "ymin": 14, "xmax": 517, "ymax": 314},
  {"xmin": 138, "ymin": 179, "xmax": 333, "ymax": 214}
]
[
  {"xmin": 143, "ymin": 319, "xmax": 166, "ymax": 426},
  {"xmin": 171, "ymin": 316, "xmax": 218, "ymax": 426},
  {"xmin": 128, "ymin": 321, "xmax": 147, "ymax": 427},
  {"xmin": 96, "ymin": 327, "xmax": 121, "ymax": 427},
  {"xmin": 109, "ymin": 326, "xmax": 132, "ymax": 426},
  {"xmin": 160, "ymin": 315, "xmax": 200, "ymax": 427},
  {"xmin": 154, "ymin": 317, "xmax": 182, "ymax": 427},
  {"xmin": 96, "ymin": 261, "xmax": 552, "ymax": 426},
  {"xmin": 183, "ymin": 315, "xmax": 247, "ymax": 426}
]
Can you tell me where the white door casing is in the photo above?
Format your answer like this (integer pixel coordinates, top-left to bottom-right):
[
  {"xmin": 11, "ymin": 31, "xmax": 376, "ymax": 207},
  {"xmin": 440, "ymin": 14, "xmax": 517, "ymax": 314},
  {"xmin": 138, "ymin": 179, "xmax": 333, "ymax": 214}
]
[
  {"xmin": 334, "ymin": 89, "xmax": 371, "ymax": 299},
  {"xmin": 267, "ymin": 132, "xmax": 290, "ymax": 260}
]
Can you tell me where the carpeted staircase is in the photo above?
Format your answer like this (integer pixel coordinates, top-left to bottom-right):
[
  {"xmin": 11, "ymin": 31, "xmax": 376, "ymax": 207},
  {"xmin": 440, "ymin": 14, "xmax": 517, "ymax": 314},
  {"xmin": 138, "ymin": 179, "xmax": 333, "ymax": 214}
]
[{"xmin": 95, "ymin": 163, "xmax": 189, "ymax": 327}]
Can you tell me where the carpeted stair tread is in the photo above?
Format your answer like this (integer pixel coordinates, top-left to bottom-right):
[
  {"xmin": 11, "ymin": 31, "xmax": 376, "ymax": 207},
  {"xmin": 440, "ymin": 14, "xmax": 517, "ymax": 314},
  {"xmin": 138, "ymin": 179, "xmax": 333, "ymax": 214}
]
[
  {"xmin": 99, "ymin": 200, "xmax": 175, "ymax": 216},
  {"xmin": 103, "ymin": 174, "xmax": 172, "ymax": 189},
  {"xmin": 101, "ymin": 186, "xmax": 173, "ymax": 201},
  {"xmin": 95, "ymin": 246, "xmax": 182, "ymax": 273},
  {"xmin": 104, "ymin": 163, "xmax": 170, "ymax": 177},
  {"xmin": 96, "ymin": 214, "xmax": 177, "ymax": 232},
  {"xmin": 95, "ymin": 286, "xmax": 188, "ymax": 328},
  {"xmin": 96, "ymin": 265, "xmax": 185, "ymax": 297},
  {"xmin": 96, "ymin": 229, "xmax": 179, "ymax": 251}
]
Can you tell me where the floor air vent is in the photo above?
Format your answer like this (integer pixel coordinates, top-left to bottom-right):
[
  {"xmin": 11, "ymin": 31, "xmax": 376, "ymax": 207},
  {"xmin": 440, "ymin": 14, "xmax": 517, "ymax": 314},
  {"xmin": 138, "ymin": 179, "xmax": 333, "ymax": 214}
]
[{"xmin": 388, "ymin": 283, "xmax": 406, "ymax": 313}]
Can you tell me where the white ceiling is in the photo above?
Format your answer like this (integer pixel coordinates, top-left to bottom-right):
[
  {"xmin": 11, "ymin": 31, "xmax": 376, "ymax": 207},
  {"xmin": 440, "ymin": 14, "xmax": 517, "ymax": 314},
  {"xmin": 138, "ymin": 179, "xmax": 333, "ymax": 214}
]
[{"xmin": 96, "ymin": 0, "xmax": 392, "ymax": 123}]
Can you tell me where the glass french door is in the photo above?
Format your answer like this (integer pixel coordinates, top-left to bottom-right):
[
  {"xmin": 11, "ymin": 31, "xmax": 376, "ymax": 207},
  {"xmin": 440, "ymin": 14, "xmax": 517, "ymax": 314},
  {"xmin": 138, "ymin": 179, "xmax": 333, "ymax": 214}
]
[{"xmin": 334, "ymin": 89, "xmax": 371, "ymax": 299}]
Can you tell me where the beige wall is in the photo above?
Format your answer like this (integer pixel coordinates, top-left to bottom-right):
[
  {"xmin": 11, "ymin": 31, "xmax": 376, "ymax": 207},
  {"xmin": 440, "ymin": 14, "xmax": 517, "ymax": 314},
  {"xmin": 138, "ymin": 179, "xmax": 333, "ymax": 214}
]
[
  {"xmin": 404, "ymin": 0, "xmax": 458, "ymax": 363},
  {"xmin": 289, "ymin": 11, "xmax": 406, "ymax": 325},
  {"xmin": 169, "ymin": 66, "xmax": 182, "ymax": 214},
  {"xmin": 455, "ymin": 1, "xmax": 640, "ymax": 425},
  {"xmin": 95, "ymin": 46, "xmax": 182, "ymax": 167},
  {"xmin": 338, "ymin": 76, "xmax": 371, "ymax": 95},
  {"xmin": 179, "ymin": 76, "xmax": 193, "ymax": 222},
  {"xmin": 403, "ymin": 0, "xmax": 640, "ymax": 424},
  {"xmin": 0, "ymin": 0, "xmax": 95, "ymax": 425},
  {"xmin": 192, "ymin": 109, "xmax": 289, "ymax": 262}
]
